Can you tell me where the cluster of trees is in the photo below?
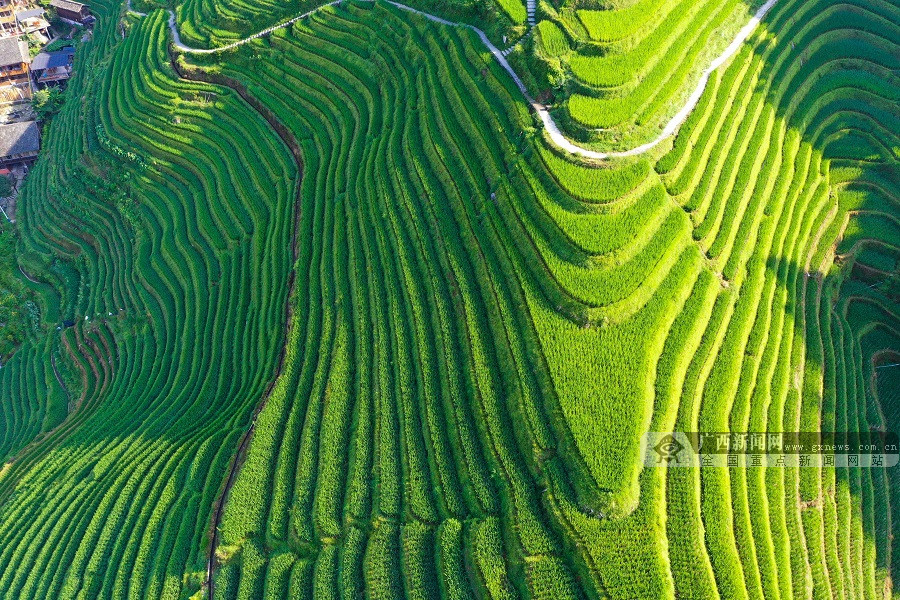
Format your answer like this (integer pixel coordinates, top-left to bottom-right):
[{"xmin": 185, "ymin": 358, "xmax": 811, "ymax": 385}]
[{"xmin": 32, "ymin": 87, "xmax": 66, "ymax": 121}]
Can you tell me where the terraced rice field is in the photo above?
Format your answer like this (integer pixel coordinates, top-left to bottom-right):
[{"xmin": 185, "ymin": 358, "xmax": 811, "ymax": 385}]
[
  {"xmin": 174, "ymin": 0, "xmax": 527, "ymax": 49},
  {"xmin": 517, "ymin": 0, "xmax": 767, "ymax": 149},
  {"xmin": 0, "ymin": 0, "xmax": 896, "ymax": 597}
]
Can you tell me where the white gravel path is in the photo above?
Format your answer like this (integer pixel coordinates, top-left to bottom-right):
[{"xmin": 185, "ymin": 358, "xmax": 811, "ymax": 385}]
[{"xmin": 166, "ymin": 0, "xmax": 779, "ymax": 160}]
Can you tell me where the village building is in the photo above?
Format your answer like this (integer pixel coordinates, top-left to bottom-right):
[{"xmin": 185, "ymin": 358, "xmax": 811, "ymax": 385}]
[
  {"xmin": 0, "ymin": 120, "xmax": 38, "ymax": 166},
  {"xmin": 0, "ymin": 0, "xmax": 24, "ymax": 37},
  {"xmin": 0, "ymin": 36, "xmax": 31, "ymax": 122},
  {"xmin": 31, "ymin": 46, "xmax": 73, "ymax": 86},
  {"xmin": 15, "ymin": 8, "xmax": 49, "ymax": 40},
  {"xmin": 0, "ymin": 36, "xmax": 29, "ymax": 83},
  {"xmin": 49, "ymin": 0, "xmax": 91, "ymax": 25}
]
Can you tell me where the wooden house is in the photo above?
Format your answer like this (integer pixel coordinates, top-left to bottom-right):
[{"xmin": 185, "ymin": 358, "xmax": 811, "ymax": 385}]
[
  {"xmin": 0, "ymin": 36, "xmax": 29, "ymax": 84},
  {"xmin": 49, "ymin": 0, "xmax": 91, "ymax": 24},
  {"xmin": 0, "ymin": 120, "xmax": 38, "ymax": 166},
  {"xmin": 16, "ymin": 8, "xmax": 50, "ymax": 39},
  {"xmin": 0, "ymin": 0, "xmax": 20, "ymax": 37},
  {"xmin": 31, "ymin": 47, "xmax": 74, "ymax": 86}
]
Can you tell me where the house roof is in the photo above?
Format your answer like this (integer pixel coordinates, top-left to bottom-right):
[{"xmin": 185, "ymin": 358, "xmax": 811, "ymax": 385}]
[
  {"xmin": 0, "ymin": 121, "xmax": 39, "ymax": 158},
  {"xmin": 15, "ymin": 8, "xmax": 44, "ymax": 21},
  {"xmin": 31, "ymin": 47, "xmax": 74, "ymax": 70},
  {"xmin": 0, "ymin": 37, "xmax": 28, "ymax": 67},
  {"xmin": 50, "ymin": 0, "xmax": 86, "ymax": 12}
]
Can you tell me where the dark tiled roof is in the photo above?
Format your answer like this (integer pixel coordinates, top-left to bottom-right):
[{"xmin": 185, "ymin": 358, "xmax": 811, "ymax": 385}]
[
  {"xmin": 31, "ymin": 47, "xmax": 74, "ymax": 70},
  {"xmin": 50, "ymin": 0, "xmax": 86, "ymax": 13},
  {"xmin": 0, "ymin": 37, "xmax": 27, "ymax": 67},
  {"xmin": 0, "ymin": 121, "xmax": 39, "ymax": 158}
]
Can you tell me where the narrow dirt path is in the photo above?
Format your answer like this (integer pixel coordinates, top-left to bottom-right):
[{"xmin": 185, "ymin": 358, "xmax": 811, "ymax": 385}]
[
  {"xmin": 167, "ymin": 3, "xmax": 339, "ymax": 53},
  {"xmin": 50, "ymin": 352, "xmax": 71, "ymax": 409},
  {"xmin": 165, "ymin": 0, "xmax": 779, "ymax": 160},
  {"xmin": 18, "ymin": 265, "xmax": 41, "ymax": 284},
  {"xmin": 170, "ymin": 56, "xmax": 305, "ymax": 599}
]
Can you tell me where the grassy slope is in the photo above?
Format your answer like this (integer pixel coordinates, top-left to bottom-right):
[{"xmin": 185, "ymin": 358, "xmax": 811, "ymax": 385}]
[{"xmin": 0, "ymin": 0, "xmax": 894, "ymax": 597}]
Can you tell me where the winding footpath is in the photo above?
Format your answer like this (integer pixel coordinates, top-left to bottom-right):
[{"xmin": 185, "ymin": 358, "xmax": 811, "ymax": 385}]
[
  {"xmin": 166, "ymin": 0, "xmax": 779, "ymax": 160},
  {"xmin": 18, "ymin": 265, "xmax": 41, "ymax": 284}
]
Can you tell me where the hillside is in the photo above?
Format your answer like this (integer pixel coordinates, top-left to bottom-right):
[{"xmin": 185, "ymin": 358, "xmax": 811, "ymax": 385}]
[
  {"xmin": 0, "ymin": 0, "xmax": 896, "ymax": 597},
  {"xmin": 520, "ymin": 0, "xmax": 772, "ymax": 148}
]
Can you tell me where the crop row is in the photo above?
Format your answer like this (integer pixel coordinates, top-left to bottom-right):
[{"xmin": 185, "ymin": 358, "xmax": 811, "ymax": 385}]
[{"xmin": 0, "ymin": 6, "xmax": 299, "ymax": 599}]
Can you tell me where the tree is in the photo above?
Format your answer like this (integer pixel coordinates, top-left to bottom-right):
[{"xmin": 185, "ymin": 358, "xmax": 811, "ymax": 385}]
[
  {"xmin": 32, "ymin": 87, "xmax": 66, "ymax": 121},
  {"xmin": 23, "ymin": 33, "xmax": 43, "ymax": 58},
  {"xmin": 0, "ymin": 175, "xmax": 12, "ymax": 198}
]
